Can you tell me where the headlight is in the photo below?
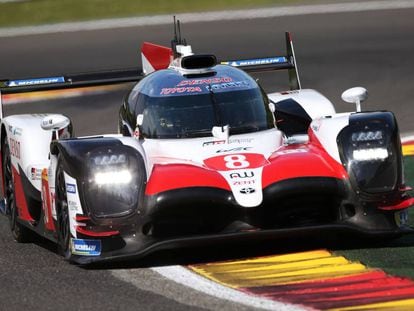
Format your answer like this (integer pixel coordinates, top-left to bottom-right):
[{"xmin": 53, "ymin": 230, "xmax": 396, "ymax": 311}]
[
  {"xmin": 93, "ymin": 154, "xmax": 127, "ymax": 166},
  {"xmin": 91, "ymin": 153, "xmax": 132, "ymax": 185},
  {"xmin": 351, "ymin": 130, "xmax": 383, "ymax": 142},
  {"xmin": 84, "ymin": 147, "xmax": 144, "ymax": 218},
  {"xmin": 94, "ymin": 170, "xmax": 132, "ymax": 185},
  {"xmin": 337, "ymin": 112, "xmax": 402, "ymax": 194},
  {"xmin": 352, "ymin": 148, "xmax": 388, "ymax": 161}
]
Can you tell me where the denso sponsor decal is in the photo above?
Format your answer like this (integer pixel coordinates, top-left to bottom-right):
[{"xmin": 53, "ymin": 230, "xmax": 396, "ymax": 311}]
[
  {"xmin": 177, "ymin": 77, "xmax": 232, "ymax": 86},
  {"xmin": 7, "ymin": 76, "xmax": 65, "ymax": 87},
  {"xmin": 66, "ymin": 183, "xmax": 76, "ymax": 194},
  {"xmin": 71, "ymin": 239, "xmax": 101, "ymax": 256}
]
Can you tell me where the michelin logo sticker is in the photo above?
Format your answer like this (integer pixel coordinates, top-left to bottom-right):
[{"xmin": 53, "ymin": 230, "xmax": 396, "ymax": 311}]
[
  {"xmin": 71, "ymin": 239, "xmax": 101, "ymax": 256},
  {"xmin": 66, "ymin": 183, "xmax": 76, "ymax": 194},
  {"xmin": 221, "ymin": 57, "xmax": 287, "ymax": 67},
  {"xmin": 7, "ymin": 77, "xmax": 65, "ymax": 87}
]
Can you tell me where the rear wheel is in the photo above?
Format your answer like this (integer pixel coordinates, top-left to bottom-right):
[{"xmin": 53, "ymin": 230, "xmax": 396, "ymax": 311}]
[
  {"xmin": 55, "ymin": 160, "xmax": 71, "ymax": 259},
  {"xmin": 2, "ymin": 138, "xmax": 31, "ymax": 242}
]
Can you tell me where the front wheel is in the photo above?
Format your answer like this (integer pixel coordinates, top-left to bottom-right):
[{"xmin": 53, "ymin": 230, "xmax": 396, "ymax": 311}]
[
  {"xmin": 2, "ymin": 138, "xmax": 31, "ymax": 242},
  {"xmin": 55, "ymin": 159, "xmax": 71, "ymax": 260}
]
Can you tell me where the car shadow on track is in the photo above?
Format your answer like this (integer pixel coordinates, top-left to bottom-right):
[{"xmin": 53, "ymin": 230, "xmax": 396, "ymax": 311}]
[{"xmin": 85, "ymin": 230, "xmax": 414, "ymax": 270}]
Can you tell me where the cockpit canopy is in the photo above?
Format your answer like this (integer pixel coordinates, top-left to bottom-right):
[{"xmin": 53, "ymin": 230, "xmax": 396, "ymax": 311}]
[{"xmin": 127, "ymin": 65, "xmax": 274, "ymax": 139}]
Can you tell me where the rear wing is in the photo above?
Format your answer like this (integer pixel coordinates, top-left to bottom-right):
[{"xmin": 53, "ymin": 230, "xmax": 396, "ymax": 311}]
[
  {"xmin": 221, "ymin": 32, "xmax": 301, "ymax": 91},
  {"xmin": 0, "ymin": 31, "xmax": 301, "ymax": 118},
  {"xmin": 0, "ymin": 68, "xmax": 145, "ymax": 119},
  {"xmin": 141, "ymin": 31, "xmax": 301, "ymax": 90}
]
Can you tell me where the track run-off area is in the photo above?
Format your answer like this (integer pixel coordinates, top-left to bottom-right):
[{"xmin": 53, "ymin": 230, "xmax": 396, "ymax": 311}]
[{"xmin": 1, "ymin": 1, "xmax": 414, "ymax": 310}]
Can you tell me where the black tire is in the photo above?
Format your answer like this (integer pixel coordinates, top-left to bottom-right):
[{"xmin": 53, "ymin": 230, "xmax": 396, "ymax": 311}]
[
  {"xmin": 2, "ymin": 139, "xmax": 32, "ymax": 242},
  {"xmin": 55, "ymin": 159, "xmax": 71, "ymax": 260}
]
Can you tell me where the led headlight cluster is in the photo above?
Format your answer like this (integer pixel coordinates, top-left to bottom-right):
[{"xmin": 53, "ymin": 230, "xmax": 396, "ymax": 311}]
[
  {"xmin": 350, "ymin": 130, "xmax": 388, "ymax": 162},
  {"xmin": 91, "ymin": 153, "xmax": 132, "ymax": 185},
  {"xmin": 352, "ymin": 148, "xmax": 388, "ymax": 161},
  {"xmin": 84, "ymin": 147, "xmax": 144, "ymax": 218},
  {"xmin": 93, "ymin": 154, "xmax": 127, "ymax": 166},
  {"xmin": 337, "ymin": 112, "xmax": 402, "ymax": 194},
  {"xmin": 94, "ymin": 170, "xmax": 132, "ymax": 185},
  {"xmin": 351, "ymin": 130, "xmax": 383, "ymax": 142}
]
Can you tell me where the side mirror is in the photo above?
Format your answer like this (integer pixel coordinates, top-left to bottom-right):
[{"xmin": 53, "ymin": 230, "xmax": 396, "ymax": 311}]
[
  {"xmin": 41, "ymin": 114, "xmax": 70, "ymax": 131},
  {"xmin": 41, "ymin": 114, "xmax": 71, "ymax": 140},
  {"xmin": 341, "ymin": 87, "xmax": 368, "ymax": 112}
]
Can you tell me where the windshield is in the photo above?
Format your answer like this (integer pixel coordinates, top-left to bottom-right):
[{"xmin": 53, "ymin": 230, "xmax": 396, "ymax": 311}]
[{"xmin": 139, "ymin": 88, "xmax": 273, "ymax": 138}]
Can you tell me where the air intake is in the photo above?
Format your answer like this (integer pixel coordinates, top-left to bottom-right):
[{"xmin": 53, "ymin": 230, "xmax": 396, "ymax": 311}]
[{"xmin": 181, "ymin": 55, "xmax": 217, "ymax": 70}]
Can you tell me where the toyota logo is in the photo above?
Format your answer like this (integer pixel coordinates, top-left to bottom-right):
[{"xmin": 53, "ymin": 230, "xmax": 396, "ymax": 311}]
[{"xmin": 240, "ymin": 187, "xmax": 255, "ymax": 194}]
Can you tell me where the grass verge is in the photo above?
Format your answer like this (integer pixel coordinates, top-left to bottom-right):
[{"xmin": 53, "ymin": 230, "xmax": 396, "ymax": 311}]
[
  {"xmin": 336, "ymin": 155, "xmax": 414, "ymax": 279},
  {"xmin": 0, "ymin": 0, "xmax": 323, "ymax": 28}
]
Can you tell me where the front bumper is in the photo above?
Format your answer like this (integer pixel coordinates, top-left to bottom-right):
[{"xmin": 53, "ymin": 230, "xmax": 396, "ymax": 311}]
[{"xmin": 71, "ymin": 177, "xmax": 412, "ymax": 265}]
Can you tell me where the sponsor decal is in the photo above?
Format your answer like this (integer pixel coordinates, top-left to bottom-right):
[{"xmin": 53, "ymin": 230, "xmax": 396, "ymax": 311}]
[
  {"xmin": 30, "ymin": 167, "xmax": 42, "ymax": 181},
  {"xmin": 216, "ymin": 146, "xmax": 251, "ymax": 153},
  {"xmin": 160, "ymin": 86, "xmax": 202, "ymax": 95},
  {"xmin": 203, "ymin": 140, "xmax": 226, "ymax": 147},
  {"xmin": 41, "ymin": 118, "xmax": 54, "ymax": 127},
  {"xmin": 229, "ymin": 171, "xmax": 255, "ymax": 179},
  {"xmin": 229, "ymin": 138, "xmax": 254, "ymax": 144},
  {"xmin": 9, "ymin": 138, "xmax": 20, "ymax": 159},
  {"xmin": 6, "ymin": 76, "xmax": 65, "ymax": 87},
  {"xmin": 233, "ymin": 180, "xmax": 255, "ymax": 186},
  {"xmin": 395, "ymin": 210, "xmax": 409, "ymax": 227},
  {"xmin": 222, "ymin": 57, "xmax": 287, "ymax": 67},
  {"xmin": 68, "ymin": 200, "xmax": 78, "ymax": 211},
  {"xmin": 66, "ymin": 183, "xmax": 76, "ymax": 194},
  {"xmin": 203, "ymin": 138, "xmax": 254, "ymax": 147},
  {"xmin": 177, "ymin": 77, "xmax": 232, "ymax": 86},
  {"xmin": 208, "ymin": 81, "xmax": 250, "ymax": 91},
  {"xmin": 71, "ymin": 238, "xmax": 101, "ymax": 256},
  {"xmin": 12, "ymin": 127, "xmax": 22, "ymax": 136},
  {"xmin": 8, "ymin": 125, "xmax": 22, "ymax": 137},
  {"xmin": 239, "ymin": 187, "xmax": 256, "ymax": 194}
]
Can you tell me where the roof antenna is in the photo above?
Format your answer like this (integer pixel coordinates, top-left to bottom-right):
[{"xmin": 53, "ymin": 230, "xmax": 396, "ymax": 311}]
[
  {"xmin": 171, "ymin": 16, "xmax": 179, "ymax": 58},
  {"xmin": 171, "ymin": 16, "xmax": 189, "ymax": 58},
  {"xmin": 177, "ymin": 20, "xmax": 182, "ymax": 44}
]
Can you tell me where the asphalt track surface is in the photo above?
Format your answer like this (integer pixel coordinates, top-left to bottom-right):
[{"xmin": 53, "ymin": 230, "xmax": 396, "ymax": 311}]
[{"xmin": 1, "ymin": 4, "xmax": 414, "ymax": 311}]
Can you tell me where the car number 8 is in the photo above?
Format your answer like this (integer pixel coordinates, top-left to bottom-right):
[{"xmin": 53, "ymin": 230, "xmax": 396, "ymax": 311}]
[{"xmin": 224, "ymin": 154, "xmax": 250, "ymax": 169}]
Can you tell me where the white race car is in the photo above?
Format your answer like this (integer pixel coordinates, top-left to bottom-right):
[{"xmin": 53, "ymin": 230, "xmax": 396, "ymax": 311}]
[{"xmin": 0, "ymin": 27, "xmax": 412, "ymax": 264}]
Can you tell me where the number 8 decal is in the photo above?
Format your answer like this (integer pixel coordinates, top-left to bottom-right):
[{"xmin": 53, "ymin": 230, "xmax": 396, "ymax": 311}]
[
  {"xmin": 204, "ymin": 153, "xmax": 268, "ymax": 171},
  {"xmin": 224, "ymin": 154, "xmax": 250, "ymax": 169}
]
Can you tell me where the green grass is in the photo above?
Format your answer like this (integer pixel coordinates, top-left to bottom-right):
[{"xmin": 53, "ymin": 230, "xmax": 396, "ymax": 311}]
[{"xmin": 0, "ymin": 0, "xmax": 321, "ymax": 28}]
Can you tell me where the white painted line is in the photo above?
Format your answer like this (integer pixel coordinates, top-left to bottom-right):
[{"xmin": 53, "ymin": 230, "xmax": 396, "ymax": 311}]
[
  {"xmin": 1, "ymin": 0, "xmax": 414, "ymax": 37},
  {"xmin": 151, "ymin": 266, "xmax": 307, "ymax": 311},
  {"xmin": 402, "ymin": 134, "xmax": 414, "ymax": 143}
]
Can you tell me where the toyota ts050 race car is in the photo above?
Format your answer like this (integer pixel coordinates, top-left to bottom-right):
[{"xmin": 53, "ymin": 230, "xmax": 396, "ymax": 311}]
[{"xmin": 0, "ymin": 25, "xmax": 413, "ymax": 264}]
